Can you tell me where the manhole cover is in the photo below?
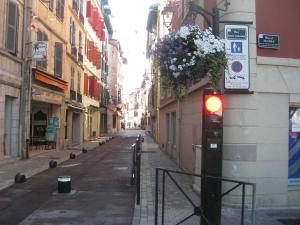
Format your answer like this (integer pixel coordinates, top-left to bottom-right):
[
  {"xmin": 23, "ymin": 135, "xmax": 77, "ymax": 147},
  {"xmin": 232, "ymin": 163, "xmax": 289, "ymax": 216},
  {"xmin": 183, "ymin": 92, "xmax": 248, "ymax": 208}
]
[{"xmin": 278, "ymin": 219, "xmax": 300, "ymax": 225}]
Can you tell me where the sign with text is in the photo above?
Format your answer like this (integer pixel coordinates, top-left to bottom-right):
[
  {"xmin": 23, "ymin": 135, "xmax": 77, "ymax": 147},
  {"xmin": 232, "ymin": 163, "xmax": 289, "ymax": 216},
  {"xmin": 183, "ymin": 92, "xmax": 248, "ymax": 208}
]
[
  {"xmin": 258, "ymin": 34, "xmax": 280, "ymax": 49},
  {"xmin": 224, "ymin": 25, "xmax": 249, "ymax": 90},
  {"xmin": 32, "ymin": 41, "xmax": 48, "ymax": 61}
]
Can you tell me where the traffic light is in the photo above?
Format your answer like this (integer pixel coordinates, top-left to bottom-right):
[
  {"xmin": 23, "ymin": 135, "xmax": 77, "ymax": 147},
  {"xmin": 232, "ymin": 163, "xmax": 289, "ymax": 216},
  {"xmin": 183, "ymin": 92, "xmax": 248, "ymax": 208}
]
[
  {"xmin": 202, "ymin": 89, "xmax": 223, "ymax": 155},
  {"xmin": 201, "ymin": 88, "xmax": 223, "ymax": 225}
]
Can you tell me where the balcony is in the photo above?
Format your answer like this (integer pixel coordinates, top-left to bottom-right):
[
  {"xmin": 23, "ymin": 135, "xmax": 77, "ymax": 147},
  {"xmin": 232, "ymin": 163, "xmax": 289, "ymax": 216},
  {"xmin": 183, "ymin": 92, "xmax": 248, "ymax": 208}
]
[
  {"xmin": 71, "ymin": 46, "xmax": 77, "ymax": 58},
  {"xmin": 79, "ymin": 13, "xmax": 84, "ymax": 25},
  {"xmin": 77, "ymin": 92, "xmax": 82, "ymax": 103},
  {"xmin": 72, "ymin": 0, "xmax": 78, "ymax": 13},
  {"xmin": 70, "ymin": 89, "xmax": 76, "ymax": 101},
  {"xmin": 78, "ymin": 52, "xmax": 83, "ymax": 64}
]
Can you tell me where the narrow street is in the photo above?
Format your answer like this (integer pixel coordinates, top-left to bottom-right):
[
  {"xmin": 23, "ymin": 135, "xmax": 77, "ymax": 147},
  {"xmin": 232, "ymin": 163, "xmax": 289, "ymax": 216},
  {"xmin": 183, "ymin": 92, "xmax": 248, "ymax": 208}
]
[{"xmin": 0, "ymin": 132, "xmax": 140, "ymax": 225}]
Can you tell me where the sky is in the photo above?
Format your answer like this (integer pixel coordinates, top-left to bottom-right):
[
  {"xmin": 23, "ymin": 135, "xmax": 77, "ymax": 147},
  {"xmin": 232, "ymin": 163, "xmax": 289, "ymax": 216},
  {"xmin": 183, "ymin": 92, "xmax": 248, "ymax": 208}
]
[{"xmin": 109, "ymin": 0, "xmax": 158, "ymax": 97}]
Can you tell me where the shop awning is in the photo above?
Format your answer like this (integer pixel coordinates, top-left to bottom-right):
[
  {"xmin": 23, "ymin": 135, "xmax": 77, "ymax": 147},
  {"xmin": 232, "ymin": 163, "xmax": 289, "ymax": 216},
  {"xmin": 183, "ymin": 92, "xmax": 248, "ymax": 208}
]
[{"xmin": 33, "ymin": 69, "xmax": 68, "ymax": 91}]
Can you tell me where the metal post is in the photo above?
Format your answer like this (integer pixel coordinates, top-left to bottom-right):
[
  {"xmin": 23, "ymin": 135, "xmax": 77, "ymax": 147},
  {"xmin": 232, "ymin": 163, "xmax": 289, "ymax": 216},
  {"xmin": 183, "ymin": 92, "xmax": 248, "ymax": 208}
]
[
  {"xmin": 251, "ymin": 184, "xmax": 256, "ymax": 225},
  {"xmin": 162, "ymin": 170, "xmax": 166, "ymax": 225},
  {"xmin": 241, "ymin": 184, "xmax": 245, "ymax": 225},
  {"xmin": 155, "ymin": 168, "xmax": 159, "ymax": 225},
  {"xmin": 136, "ymin": 139, "xmax": 141, "ymax": 205},
  {"xmin": 212, "ymin": 7, "xmax": 220, "ymax": 36}
]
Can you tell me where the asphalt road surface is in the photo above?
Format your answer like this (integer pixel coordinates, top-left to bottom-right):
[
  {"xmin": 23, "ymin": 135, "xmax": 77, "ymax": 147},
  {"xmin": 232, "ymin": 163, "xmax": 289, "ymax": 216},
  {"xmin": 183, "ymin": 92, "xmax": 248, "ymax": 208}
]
[{"xmin": 0, "ymin": 135, "xmax": 137, "ymax": 225}]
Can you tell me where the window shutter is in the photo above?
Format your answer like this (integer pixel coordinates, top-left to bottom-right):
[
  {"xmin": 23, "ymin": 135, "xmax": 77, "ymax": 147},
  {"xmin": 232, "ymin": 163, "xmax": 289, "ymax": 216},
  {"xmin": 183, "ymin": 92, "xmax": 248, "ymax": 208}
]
[
  {"xmin": 56, "ymin": 0, "xmax": 64, "ymax": 20},
  {"xmin": 54, "ymin": 42, "xmax": 63, "ymax": 77},
  {"xmin": 89, "ymin": 76, "xmax": 94, "ymax": 97},
  {"xmin": 84, "ymin": 73, "xmax": 88, "ymax": 95},
  {"xmin": 49, "ymin": 0, "xmax": 54, "ymax": 11},
  {"xmin": 6, "ymin": 2, "xmax": 18, "ymax": 53},
  {"xmin": 77, "ymin": 72, "xmax": 81, "ymax": 93},
  {"xmin": 69, "ymin": 17, "xmax": 72, "ymax": 43},
  {"xmin": 42, "ymin": 33, "xmax": 48, "ymax": 68}
]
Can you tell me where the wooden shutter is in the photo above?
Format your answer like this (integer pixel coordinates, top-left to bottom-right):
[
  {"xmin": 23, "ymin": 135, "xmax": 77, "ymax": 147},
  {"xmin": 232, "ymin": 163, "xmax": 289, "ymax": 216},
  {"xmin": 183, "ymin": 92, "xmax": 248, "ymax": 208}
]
[
  {"xmin": 77, "ymin": 72, "xmax": 81, "ymax": 93},
  {"xmin": 56, "ymin": 0, "xmax": 64, "ymax": 20},
  {"xmin": 54, "ymin": 42, "xmax": 63, "ymax": 77},
  {"xmin": 6, "ymin": 1, "xmax": 18, "ymax": 53},
  {"xmin": 84, "ymin": 73, "xmax": 89, "ymax": 95},
  {"xmin": 42, "ymin": 33, "xmax": 48, "ymax": 68},
  {"xmin": 49, "ymin": 0, "xmax": 54, "ymax": 11},
  {"xmin": 88, "ymin": 76, "xmax": 94, "ymax": 97}
]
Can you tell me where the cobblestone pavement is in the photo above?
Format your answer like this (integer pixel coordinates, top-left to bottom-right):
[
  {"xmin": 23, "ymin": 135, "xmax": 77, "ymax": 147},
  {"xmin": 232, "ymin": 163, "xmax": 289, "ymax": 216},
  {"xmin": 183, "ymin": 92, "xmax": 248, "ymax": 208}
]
[{"xmin": 133, "ymin": 132, "xmax": 300, "ymax": 225}]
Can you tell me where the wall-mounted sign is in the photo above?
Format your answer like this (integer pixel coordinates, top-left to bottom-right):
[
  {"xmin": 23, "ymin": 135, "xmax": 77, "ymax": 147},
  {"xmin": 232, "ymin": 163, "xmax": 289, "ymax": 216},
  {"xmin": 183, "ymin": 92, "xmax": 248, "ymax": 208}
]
[
  {"xmin": 32, "ymin": 41, "xmax": 48, "ymax": 61},
  {"xmin": 258, "ymin": 34, "xmax": 280, "ymax": 49},
  {"xmin": 224, "ymin": 25, "xmax": 249, "ymax": 90}
]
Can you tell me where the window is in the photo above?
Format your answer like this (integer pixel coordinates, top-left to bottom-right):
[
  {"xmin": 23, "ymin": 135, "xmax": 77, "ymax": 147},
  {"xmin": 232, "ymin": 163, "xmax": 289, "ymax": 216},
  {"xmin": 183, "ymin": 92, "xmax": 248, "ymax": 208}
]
[
  {"xmin": 69, "ymin": 17, "xmax": 76, "ymax": 46},
  {"xmin": 77, "ymin": 72, "xmax": 81, "ymax": 93},
  {"xmin": 6, "ymin": 1, "xmax": 19, "ymax": 54},
  {"xmin": 70, "ymin": 65, "xmax": 75, "ymax": 90},
  {"xmin": 113, "ymin": 115, "xmax": 116, "ymax": 128},
  {"xmin": 289, "ymin": 107, "xmax": 300, "ymax": 186},
  {"xmin": 42, "ymin": 0, "xmax": 54, "ymax": 11},
  {"xmin": 79, "ymin": 31, "xmax": 82, "ymax": 49},
  {"xmin": 49, "ymin": 0, "xmax": 54, "ymax": 11},
  {"xmin": 171, "ymin": 112, "xmax": 176, "ymax": 146},
  {"xmin": 79, "ymin": 0, "xmax": 83, "ymax": 15},
  {"xmin": 56, "ymin": 0, "xmax": 64, "ymax": 20},
  {"xmin": 54, "ymin": 42, "xmax": 63, "ymax": 77},
  {"xmin": 36, "ymin": 29, "xmax": 48, "ymax": 69}
]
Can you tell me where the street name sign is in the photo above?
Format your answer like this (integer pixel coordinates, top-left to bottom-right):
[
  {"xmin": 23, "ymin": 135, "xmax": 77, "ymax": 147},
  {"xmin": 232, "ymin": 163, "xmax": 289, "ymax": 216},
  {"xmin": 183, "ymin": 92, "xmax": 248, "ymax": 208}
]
[
  {"xmin": 258, "ymin": 34, "xmax": 280, "ymax": 49},
  {"xmin": 224, "ymin": 25, "xmax": 249, "ymax": 90}
]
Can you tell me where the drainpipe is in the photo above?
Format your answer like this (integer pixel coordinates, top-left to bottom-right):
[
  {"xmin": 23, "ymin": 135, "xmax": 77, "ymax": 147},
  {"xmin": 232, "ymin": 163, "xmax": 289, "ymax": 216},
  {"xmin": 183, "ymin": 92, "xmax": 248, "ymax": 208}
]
[
  {"xmin": 177, "ymin": 100, "xmax": 182, "ymax": 168},
  {"xmin": 20, "ymin": 0, "xmax": 32, "ymax": 159}
]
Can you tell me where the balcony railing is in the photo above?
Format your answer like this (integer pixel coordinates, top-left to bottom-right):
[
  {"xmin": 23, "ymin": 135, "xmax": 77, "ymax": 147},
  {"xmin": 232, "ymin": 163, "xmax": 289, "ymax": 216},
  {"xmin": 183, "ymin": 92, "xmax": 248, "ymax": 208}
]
[
  {"xmin": 77, "ymin": 92, "xmax": 82, "ymax": 103},
  {"xmin": 70, "ymin": 89, "xmax": 76, "ymax": 101},
  {"xmin": 78, "ymin": 52, "xmax": 83, "ymax": 64}
]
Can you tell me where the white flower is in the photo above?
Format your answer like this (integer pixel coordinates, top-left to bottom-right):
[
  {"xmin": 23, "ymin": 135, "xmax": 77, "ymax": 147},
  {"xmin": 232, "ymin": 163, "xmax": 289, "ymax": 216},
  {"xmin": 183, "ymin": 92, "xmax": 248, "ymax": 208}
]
[
  {"xmin": 183, "ymin": 58, "xmax": 186, "ymax": 62},
  {"xmin": 173, "ymin": 72, "xmax": 180, "ymax": 77},
  {"xmin": 178, "ymin": 65, "xmax": 183, "ymax": 71},
  {"xmin": 169, "ymin": 65, "xmax": 177, "ymax": 71}
]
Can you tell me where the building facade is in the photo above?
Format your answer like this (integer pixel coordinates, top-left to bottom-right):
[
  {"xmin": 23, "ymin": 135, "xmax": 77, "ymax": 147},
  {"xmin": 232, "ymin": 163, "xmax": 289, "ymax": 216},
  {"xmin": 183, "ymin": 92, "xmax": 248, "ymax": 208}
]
[
  {"xmin": 151, "ymin": 0, "xmax": 300, "ymax": 208},
  {"xmin": 30, "ymin": 0, "xmax": 67, "ymax": 151},
  {"xmin": 0, "ymin": 0, "xmax": 24, "ymax": 158}
]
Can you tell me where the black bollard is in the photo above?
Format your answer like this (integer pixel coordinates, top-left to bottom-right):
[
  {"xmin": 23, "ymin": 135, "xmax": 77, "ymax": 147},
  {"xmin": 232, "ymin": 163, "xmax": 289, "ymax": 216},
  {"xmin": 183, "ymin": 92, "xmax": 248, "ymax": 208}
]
[
  {"xmin": 82, "ymin": 148, "xmax": 87, "ymax": 153},
  {"xmin": 49, "ymin": 160, "xmax": 57, "ymax": 168},
  {"xmin": 70, "ymin": 153, "xmax": 76, "ymax": 159},
  {"xmin": 57, "ymin": 176, "xmax": 71, "ymax": 193},
  {"xmin": 15, "ymin": 173, "xmax": 26, "ymax": 183}
]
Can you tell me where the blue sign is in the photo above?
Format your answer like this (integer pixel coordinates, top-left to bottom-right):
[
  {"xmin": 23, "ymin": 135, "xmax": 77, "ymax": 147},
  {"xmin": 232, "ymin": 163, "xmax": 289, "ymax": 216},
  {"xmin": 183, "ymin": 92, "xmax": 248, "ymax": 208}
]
[
  {"xmin": 231, "ymin": 61, "xmax": 243, "ymax": 73},
  {"xmin": 289, "ymin": 107, "xmax": 300, "ymax": 186},
  {"xmin": 231, "ymin": 42, "xmax": 243, "ymax": 53}
]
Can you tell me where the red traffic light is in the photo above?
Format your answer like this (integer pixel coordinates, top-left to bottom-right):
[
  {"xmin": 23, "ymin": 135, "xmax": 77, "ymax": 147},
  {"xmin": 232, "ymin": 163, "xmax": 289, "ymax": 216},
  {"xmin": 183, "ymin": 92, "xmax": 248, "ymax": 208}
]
[{"xmin": 205, "ymin": 96, "xmax": 222, "ymax": 113}]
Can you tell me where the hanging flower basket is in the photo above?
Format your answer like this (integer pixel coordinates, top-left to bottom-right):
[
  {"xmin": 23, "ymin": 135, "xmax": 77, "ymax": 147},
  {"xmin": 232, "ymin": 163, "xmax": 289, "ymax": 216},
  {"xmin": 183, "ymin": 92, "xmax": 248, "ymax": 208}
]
[{"xmin": 155, "ymin": 25, "xmax": 227, "ymax": 100}]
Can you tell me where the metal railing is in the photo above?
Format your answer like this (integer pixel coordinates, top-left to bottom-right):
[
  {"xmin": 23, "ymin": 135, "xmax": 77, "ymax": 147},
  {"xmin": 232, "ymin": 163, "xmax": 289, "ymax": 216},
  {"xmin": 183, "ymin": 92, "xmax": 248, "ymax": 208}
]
[
  {"xmin": 131, "ymin": 135, "xmax": 144, "ymax": 205},
  {"xmin": 155, "ymin": 168, "xmax": 256, "ymax": 225}
]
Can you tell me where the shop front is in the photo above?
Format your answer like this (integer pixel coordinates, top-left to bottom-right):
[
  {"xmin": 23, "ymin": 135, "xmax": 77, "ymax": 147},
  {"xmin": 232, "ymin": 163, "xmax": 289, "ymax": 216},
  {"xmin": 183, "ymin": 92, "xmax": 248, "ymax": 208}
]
[{"xmin": 31, "ymin": 87, "xmax": 65, "ymax": 152}]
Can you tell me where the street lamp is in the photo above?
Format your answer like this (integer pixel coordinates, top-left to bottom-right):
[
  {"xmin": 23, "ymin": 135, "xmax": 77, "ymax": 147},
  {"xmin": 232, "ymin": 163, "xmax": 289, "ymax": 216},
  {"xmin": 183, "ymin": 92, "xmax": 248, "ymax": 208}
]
[{"xmin": 161, "ymin": 5, "xmax": 173, "ymax": 31}]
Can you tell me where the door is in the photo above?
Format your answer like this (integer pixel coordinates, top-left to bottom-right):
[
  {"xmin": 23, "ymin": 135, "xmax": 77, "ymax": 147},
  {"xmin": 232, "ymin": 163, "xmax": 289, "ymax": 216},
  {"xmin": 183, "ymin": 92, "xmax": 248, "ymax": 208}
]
[
  {"xmin": 4, "ymin": 97, "xmax": 13, "ymax": 156},
  {"xmin": 72, "ymin": 113, "xmax": 80, "ymax": 145},
  {"xmin": 101, "ymin": 113, "xmax": 107, "ymax": 134}
]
